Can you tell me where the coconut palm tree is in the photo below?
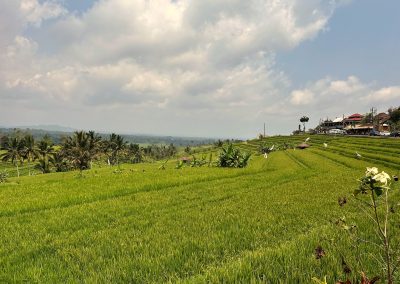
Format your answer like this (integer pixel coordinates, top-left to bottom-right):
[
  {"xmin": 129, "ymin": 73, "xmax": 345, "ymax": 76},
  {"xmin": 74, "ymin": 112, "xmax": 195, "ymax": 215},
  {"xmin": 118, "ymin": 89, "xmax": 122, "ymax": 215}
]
[
  {"xmin": 0, "ymin": 137, "xmax": 24, "ymax": 177},
  {"xmin": 127, "ymin": 143, "xmax": 143, "ymax": 164},
  {"xmin": 50, "ymin": 151, "xmax": 70, "ymax": 172},
  {"xmin": 62, "ymin": 131, "xmax": 93, "ymax": 172},
  {"xmin": 87, "ymin": 130, "xmax": 102, "ymax": 169},
  {"xmin": 108, "ymin": 133, "xmax": 127, "ymax": 168},
  {"xmin": 22, "ymin": 134, "xmax": 37, "ymax": 176},
  {"xmin": 36, "ymin": 136, "xmax": 55, "ymax": 174}
]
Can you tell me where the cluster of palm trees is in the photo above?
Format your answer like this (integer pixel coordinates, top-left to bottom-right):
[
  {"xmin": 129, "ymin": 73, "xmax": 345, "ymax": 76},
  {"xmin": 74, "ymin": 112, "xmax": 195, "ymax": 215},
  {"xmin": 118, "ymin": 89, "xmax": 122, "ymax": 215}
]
[
  {"xmin": 0, "ymin": 130, "xmax": 171, "ymax": 177},
  {"xmin": 142, "ymin": 144, "xmax": 177, "ymax": 160},
  {"xmin": 0, "ymin": 134, "xmax": 56, "ymax": 177}
]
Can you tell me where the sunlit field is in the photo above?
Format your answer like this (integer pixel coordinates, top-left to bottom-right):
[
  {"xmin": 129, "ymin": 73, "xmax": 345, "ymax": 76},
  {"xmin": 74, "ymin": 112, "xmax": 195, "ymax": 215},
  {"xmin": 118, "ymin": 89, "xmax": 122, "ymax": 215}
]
[{"xmin": 0, "ymin": 135, "xmax": 399, "ymax": 283}]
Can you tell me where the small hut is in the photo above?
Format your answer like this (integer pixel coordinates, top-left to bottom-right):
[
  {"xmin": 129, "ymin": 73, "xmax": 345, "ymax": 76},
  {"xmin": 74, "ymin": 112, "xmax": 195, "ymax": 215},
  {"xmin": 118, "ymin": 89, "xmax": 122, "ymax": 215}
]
[
  {"xmin": 297, "ymin": 143, "xmax": 310, "ymax": 149},
  {"xmin": 179, "ymin": 157, "xmax": 192, "ymax": 164}
]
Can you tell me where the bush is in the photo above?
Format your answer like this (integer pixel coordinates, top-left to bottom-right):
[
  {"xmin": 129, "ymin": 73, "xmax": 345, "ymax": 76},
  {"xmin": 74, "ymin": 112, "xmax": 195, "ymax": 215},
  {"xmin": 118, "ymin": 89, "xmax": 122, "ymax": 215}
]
[
  {"xmin": 0, "ymin": 170, "xmax": 9, "ymax": 183},
  {"xmin": 217, "ymin": 144, "xmax": 251, "ymax": 168}
]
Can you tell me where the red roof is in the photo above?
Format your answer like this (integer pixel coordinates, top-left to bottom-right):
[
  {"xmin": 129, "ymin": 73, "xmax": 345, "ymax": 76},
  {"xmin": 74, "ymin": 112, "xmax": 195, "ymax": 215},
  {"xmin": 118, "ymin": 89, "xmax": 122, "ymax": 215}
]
[{"xmin": 346, "ymin": 113, "xmax": 363, "ymax": 121}]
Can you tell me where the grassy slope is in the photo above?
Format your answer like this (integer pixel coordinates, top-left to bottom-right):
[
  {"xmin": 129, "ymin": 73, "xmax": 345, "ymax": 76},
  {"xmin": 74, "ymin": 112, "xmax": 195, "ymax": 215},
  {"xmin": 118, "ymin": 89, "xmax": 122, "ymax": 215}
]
[{"xmin": 0, "ymin": 135, "xmax": 399, "ymax": 283}]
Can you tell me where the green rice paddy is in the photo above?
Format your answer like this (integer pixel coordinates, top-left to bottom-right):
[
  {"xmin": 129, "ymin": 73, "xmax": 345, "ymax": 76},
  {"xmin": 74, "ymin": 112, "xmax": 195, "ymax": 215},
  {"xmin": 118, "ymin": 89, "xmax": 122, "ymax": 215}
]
[{"xmin": 0, "ymin": 135, "xmax": 399, "ymax": 283}]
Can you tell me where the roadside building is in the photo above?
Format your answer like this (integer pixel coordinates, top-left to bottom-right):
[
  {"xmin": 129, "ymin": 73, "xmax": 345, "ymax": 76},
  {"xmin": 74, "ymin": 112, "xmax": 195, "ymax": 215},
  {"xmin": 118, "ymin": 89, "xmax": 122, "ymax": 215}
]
[
  {"xmin": 317, "ymin": 117, "xmax": 344, "ymax": 133},
  {"xmin": 344, "ymin": 124, "xmax": 373, "ymax": 135},
  {"xmin": 343, "ymin": 113, "xmax": 363, "ymax": 128},
  {"xmin": 343, "ymin": 113, "xmax": 373, "ymax": 135},
  {"xmin": 375, "ymin": 112, "xmax": 391, "ymax": 132}
]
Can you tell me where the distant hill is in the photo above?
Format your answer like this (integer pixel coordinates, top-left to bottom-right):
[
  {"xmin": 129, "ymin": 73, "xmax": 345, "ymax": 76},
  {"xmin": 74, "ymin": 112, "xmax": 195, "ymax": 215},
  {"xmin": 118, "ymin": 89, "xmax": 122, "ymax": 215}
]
[
  {"xmin": 0, "ymin": 127, "xmax": 219, "ymax": 146},
  {"xmin": 12, "ymin": 125, "xmax": 77, "ymax": 132}
]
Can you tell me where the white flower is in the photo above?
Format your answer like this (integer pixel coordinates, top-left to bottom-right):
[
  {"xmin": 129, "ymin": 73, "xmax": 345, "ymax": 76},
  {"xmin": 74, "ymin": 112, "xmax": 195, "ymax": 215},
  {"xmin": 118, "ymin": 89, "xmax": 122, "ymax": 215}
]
[
  {"xmin": 373, "ymin": 171, "xmax": 391, "ymax": 185},
  {"xmin": 365, "ymin": 167, "xmax": 379, "ymax": 177}
]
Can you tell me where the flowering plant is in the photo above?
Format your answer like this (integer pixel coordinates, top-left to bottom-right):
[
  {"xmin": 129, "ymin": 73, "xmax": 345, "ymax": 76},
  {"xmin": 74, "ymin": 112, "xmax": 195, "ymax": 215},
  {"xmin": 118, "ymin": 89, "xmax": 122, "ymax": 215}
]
[
  {"xmin": 338, "ymin": 167, "xmax": 398, "ymax": 284},
  {"xmin": 355, "ymin": 167, "xmax": 391, "ymax": 197}
]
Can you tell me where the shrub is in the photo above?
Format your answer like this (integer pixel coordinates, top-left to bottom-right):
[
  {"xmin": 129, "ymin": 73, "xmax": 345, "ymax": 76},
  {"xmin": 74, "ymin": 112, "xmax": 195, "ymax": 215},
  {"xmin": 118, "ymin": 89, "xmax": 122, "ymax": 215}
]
[
  {"xmin": 217, "ymin": 144, "xmax": 251, "ymax": 168},
  {"xmin": 333, "ymin": 167, "xmax": 399, "ymax": 284},
  {"xmin": 0, "ymin": 170, "xmax": 8, "ymax": 183}
]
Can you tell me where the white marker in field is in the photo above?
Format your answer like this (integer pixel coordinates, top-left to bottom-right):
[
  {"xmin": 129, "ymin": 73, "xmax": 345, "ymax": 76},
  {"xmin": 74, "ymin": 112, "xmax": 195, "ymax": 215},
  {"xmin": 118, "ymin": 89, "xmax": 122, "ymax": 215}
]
[
  {"xmin": 305, "ymin": 137, "xmax": 310, "ymax": 142},
  {"xmin": 356, "ymin": 152, "xmax": 362, "ymax": 159},
  {"xmin": 323, "ymin": 143, "xmax": 328, "ymax": 148},
  {"xmin": 264, "ymin": 153, "xmax": 268, "ymax": 159},
  {"xmin": 269, "ymin": 145, "xmax": 274, "ymax": 151}
]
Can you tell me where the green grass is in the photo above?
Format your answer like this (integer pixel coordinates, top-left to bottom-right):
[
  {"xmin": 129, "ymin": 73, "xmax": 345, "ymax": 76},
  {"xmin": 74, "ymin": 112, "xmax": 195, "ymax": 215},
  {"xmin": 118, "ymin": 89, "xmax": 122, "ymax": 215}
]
[{"xmin": 0, "ymin": 135, "xmax": 399, "ymax": 283}]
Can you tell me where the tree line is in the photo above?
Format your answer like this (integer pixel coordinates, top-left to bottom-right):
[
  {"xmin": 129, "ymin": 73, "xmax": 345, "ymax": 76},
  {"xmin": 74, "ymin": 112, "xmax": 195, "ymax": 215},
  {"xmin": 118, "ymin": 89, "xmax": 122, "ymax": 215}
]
[{"xmin": 0, "ymin": 131, "xmax": 177, "ymax": 177}]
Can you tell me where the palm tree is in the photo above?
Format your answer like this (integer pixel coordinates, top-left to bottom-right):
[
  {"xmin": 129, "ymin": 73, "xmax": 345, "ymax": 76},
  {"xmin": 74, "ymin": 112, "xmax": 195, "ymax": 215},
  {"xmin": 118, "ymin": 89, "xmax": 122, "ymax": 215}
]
[
  {"xmin": 22, "ymin": 134, "xmax": 37, "ymax": 176},
  {"xmin": 87, "ymin": 131, "xmax": 102, "ymax": 169},
  {"xmin": 127, "ymin": 143, "xmax": 143, "ymax": 163},
  {"xmin": 108, "ymin": 133, "xmax": 127, "ymax": 168},
  {"xmin": 0, "ymin": 137, "xmax": 24, "ymax": 177},
  {"xmin": 0, "ymin": 135, "xmax": 8, "ymax": 150},
  {"xmin": 36, "ymin": 136, "xmax": 55, "ymax": 174},
  {"xmin": 62, "ymin": 131, "xmax": 93, "ymax": 172},
  {"xmin": 50, "ymin": 151, "xmax": 70, "ymax": 172},
  {"xmin": 300, "ymin": 116, "xmax": 310, "ymax": 132}
]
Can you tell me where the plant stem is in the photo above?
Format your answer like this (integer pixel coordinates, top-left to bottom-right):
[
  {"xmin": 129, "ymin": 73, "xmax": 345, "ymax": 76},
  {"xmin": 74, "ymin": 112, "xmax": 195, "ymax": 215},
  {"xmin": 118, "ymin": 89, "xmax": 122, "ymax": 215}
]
[{"xmin": 371, "ymin": 188, "xmax": 392, "ymax": 283}]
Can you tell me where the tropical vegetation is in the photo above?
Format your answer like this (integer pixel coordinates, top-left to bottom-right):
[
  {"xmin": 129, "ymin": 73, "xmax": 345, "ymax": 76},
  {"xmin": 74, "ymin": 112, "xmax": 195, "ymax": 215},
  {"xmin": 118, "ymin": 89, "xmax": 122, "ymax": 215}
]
[{"xmin": 0, "ymin": 134, "xmax": 399, "ymax": 283}]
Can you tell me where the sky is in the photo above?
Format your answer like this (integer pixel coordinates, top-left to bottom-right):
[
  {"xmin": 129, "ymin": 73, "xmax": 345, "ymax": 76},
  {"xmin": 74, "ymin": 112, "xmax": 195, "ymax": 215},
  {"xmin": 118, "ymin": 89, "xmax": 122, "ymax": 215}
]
[{"xmin": 0, "ymin": 0, "xmax": 399, "ymax": 138}]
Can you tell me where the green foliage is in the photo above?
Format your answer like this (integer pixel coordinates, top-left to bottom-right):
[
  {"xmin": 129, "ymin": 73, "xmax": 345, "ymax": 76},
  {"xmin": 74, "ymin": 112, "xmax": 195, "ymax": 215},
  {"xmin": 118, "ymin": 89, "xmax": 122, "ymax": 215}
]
[
  {"xmin": 158, "ymin": 159, "xmax": 169, "ymax": 170},
  {"xmin": 0, "ymin": 135, "xmax": 400, "ymax": 282},
  {"xmin": 50, "ymin": 152, "xmax": 71, "ymax": 172},
  {"xmin": 300, "ymin": 116, "xmax": 310, "ymax": 132},
  {"xmin": 214, "ymin": 139, "xmax": 224, "ymax": 147},
  {"xmin": 388, "ymin": 106, "xmax": 400, "ymax": 123},
  {"xmin": 0, "ymin": 170, "xmax": 8, "ymax": 183},
  {"xmin": 175, "ymin": 160, "xmax": 184, "ymax": 169},
  {"xmin": 217, "ymin": 144, "xmax": 251, "ymax": 168},
  {"xmin": 126, "ymin": 143, "xmax": 143, "ymax": 164},
  {"xmin": 105, "ymin": 133, "xmax": 127, "ymax": 166},
  {"xmin": 335, "ymin": 167, "xmax": 398, "ymax": 283},
  {"xmin": 184, "ymin": 145, "xmax": 191, "ymax": 154},
  {"xmin": 62, "ymin": 131, "xmax": 99, "ymax": 171},
  {"xmin": 189, "ymin": 155, "xmax": 207, "ymax": 167},
  {"xmin": 142, "ymin": 143, "xmax": 177, "ymax": 160},
  {"xmin": 35, "ymin": 136, "xmax": 55, "ymax": 174},
  {"xmin": 0, "ymin": 136, "xmax": 25, "ymax": 177}
]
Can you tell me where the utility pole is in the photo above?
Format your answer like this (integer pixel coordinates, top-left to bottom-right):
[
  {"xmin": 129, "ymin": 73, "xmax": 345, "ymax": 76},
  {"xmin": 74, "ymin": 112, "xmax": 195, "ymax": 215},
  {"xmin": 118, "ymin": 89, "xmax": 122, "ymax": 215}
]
[
  {"xmin": 263, "ymin": 123, "xmax": 266, "ymax": 138},
  {"xmin": 370, "ymin": 107, "xmax": 377, "ymax": 129}
]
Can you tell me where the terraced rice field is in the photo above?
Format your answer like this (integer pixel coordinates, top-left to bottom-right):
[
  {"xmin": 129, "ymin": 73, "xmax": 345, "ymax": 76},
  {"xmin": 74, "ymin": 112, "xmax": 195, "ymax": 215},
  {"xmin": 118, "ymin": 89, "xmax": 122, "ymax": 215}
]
[{"xmin": 0, "ymin": 135, "xmax": 399, "ymax": 283}]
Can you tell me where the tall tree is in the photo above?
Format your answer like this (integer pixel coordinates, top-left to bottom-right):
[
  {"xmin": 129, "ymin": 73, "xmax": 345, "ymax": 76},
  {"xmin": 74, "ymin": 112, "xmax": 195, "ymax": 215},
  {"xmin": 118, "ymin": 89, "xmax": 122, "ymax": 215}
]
[
  {"xmin": 87, "ymin": 130, "xmax": 102, "ymax": 169},
  {"xmin": 50, "ymin": 151, "xmax": 70, "ymax": 172},
  {"xmin": 0, "ymin": 137, "xmax": 24, "ymax": 177},
  {"xmin": 36, "ymin": 136, "xmax": 55, "ymax": 174},
  {"xmin": 62, "ymin": 131, "xmax": 96, "ymax": 172},
  {"xmin": 108, "ymin": 133, "xmax": 127, "ymax": 167},
  {"xmin": 300, "ymin": 116, "xmax": 310, "ymax": 132},
  {"xmin": 127, "ymin": 143, "xmax": 143, "ymax": 164},
  {"xmin": 22, "ymin": 134, "xmax": 37, "ymax": 176},
  {"xmin": 0, "ymin": 134, "xmax": 9, "ymax": 149},
  {"xmin": 388, "ymin": 106, "xmax": 400, "ymax": 123}
]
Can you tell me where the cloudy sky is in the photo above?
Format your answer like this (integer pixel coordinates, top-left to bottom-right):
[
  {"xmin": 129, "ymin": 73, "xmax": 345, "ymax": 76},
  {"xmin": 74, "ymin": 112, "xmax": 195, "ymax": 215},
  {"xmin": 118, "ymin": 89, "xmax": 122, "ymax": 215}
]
[{"xmin": 1, "ymin": 0, "xmax": 399, "ymax": 138}]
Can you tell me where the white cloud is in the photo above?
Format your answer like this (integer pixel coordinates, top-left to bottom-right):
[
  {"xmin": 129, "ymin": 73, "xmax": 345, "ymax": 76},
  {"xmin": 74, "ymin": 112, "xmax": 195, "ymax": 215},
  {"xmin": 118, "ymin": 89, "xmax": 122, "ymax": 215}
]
[
  {"xmin": 290, "ymin": 89, "xmax": 314, "ymax": 105},
  {"xmin": 2, "ymin": 0, "xmax": 339, "ymax": 107},
  {"xmin": 1, "ymin": 0, "xmax": 393, "ymax": 137},
  {"xmin": 20, "ymin": 0, "xmax": 66, "ymax": 26},
  {"xmin": 366, "ymin": 86, "xmax": 400, "ymax": 102}
]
